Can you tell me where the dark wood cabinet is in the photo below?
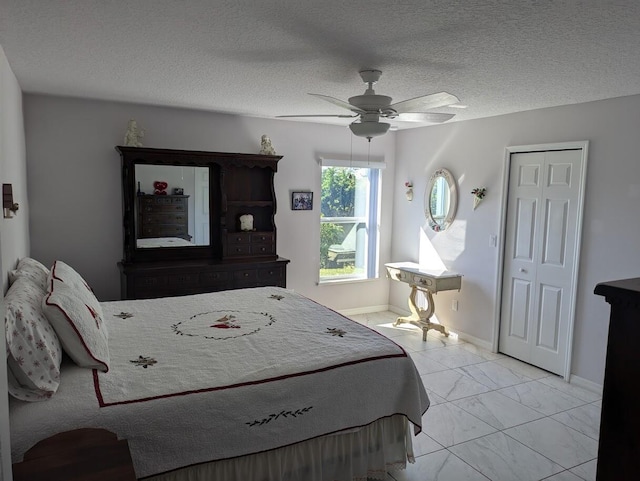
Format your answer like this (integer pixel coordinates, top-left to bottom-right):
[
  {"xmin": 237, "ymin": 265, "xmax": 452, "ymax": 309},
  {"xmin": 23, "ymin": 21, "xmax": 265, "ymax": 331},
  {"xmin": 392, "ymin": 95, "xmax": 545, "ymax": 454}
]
[
  {"xmin": 137, "ymin": 194, "xmax": 190, "ymax": 240},
  {"xmin": 118, "ymin": 257, "xmax": 289, "ymax": 299},
  {"xmin": 116, "ymin": 146, "xmax": 289, "ymax": 299},
  {"xmin": 594, "ymin": 277, "xmax": 640, "ymax": 481}
]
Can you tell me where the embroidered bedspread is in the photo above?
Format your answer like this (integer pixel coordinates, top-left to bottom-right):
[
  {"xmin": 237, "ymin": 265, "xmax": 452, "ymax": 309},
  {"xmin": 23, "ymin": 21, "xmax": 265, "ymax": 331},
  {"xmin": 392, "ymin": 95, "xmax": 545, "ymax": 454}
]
[{"xmin": 10, "ymin": 287, "xmax": 429, "ymax": 478}]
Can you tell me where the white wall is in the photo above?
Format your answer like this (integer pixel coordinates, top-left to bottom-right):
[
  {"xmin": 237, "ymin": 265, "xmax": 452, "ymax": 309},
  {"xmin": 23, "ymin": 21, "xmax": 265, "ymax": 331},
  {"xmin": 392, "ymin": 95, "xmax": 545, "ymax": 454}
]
[
  {"xmin": 392, "ymin": 94, "xmax": 640, "ymax": 385},
  {"xmin": 21, "ymin": 90, "xmax": 640, "ymax": 388},
  {"xmin": 0, "ymin": 43, "xmax": 26, "ymax": 481},
  {"xmin": 23, "ymin": 94, "xmax": 396, "ymax": 310}
]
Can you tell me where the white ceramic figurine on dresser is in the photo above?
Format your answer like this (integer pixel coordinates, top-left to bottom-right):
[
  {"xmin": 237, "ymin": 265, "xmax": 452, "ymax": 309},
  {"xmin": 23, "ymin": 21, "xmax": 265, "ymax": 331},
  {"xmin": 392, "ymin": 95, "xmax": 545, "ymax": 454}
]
[
  {"xmin": 259, "ymin": 135, "xmax": 276, "ymax": 155},
  {"xmin": 124, "ymin": 119, "xmax": 145, "ymax": 147}
]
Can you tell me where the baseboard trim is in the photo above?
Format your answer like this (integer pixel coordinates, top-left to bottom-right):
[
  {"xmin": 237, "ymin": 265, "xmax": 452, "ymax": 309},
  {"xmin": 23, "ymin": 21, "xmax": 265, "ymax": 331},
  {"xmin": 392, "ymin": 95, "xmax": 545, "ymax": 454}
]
[
  {"xmin": 338, "ymin": 305, "xmax": 390, "ymax": 316},
  {"xmin": 569, "ymin": 374, "xmax": 603, "ymax": 396},
  {"xmin": 451, "ymin": 329, "xmax": 494, "ymax": 351}
]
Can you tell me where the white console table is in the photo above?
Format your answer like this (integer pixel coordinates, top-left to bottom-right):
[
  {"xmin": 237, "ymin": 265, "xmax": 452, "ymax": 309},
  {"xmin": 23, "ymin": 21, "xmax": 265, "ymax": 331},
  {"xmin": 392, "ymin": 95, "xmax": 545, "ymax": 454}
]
[{"xmin": 385, "ymin": 262, "xmax": 462, "ymax": 341}]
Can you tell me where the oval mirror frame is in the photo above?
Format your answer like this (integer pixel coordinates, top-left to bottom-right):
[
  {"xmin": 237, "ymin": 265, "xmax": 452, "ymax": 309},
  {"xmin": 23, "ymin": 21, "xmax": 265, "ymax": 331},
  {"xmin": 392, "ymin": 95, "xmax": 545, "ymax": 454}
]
[{"xmin": 425, "ymin": 168, "xmax": 458, "ymax": 232}]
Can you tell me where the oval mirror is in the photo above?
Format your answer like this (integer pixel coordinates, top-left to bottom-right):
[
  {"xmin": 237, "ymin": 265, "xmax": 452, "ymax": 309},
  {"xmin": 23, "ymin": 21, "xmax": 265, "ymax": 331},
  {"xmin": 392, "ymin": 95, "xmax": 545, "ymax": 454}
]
[{"xmin": 425, "ymin": 168, "xmax": 458, "ymax": 232}]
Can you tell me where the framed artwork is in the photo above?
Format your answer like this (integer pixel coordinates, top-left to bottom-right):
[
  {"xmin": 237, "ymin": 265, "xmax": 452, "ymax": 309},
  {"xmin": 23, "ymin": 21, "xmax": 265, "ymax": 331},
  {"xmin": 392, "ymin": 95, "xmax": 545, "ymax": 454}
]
[{"xmin": 291, "ymin": 191, "xmax": 313, "ymax": 211}]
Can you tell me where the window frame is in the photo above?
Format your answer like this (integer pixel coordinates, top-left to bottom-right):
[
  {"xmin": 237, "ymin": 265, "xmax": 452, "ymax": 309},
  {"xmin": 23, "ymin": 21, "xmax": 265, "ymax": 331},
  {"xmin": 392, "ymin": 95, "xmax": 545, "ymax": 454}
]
[{"xmin": 318, "ymin": 158, "xmax": 385, "ymax": 284}]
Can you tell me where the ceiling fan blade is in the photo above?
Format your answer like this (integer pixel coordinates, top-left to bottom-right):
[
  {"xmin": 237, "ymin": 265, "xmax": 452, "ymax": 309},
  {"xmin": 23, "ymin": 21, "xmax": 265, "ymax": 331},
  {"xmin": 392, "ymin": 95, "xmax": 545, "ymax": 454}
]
[
  {"xmin": 276, "ymin": 114, "xmax": 357, "ymax": 118},
  {"xmin": 309, "ymin": 93, "xmax": 366, "ymax": 114},
  {"xmin": 390, "ymin": 92, "xmax": 460, "ymax": 114},
  {"xmin": 395, "ymin": 112, "xmax": 456, "ymax": 123}
]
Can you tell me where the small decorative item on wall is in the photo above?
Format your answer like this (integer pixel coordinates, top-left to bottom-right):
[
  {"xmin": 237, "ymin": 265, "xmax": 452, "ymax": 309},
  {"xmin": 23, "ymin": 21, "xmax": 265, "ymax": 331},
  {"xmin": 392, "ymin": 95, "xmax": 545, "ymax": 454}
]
[
  {"xmin": 124, "ymin": 119, "xmax": 145, "ymax": 147},
  {"xmin": 153, "ymin": 181, "xmax": 168, "ymax": 195},
  {"xmin": 291, "ymin": 191, "xmax": 313, "ymax": 211},
  {"xmin": 471, "ymin": 187, "xmax": 487, "ymax": 210},
  {"xmin": 405, "ymin": 181, "xmax": 413, "ymax": 201}
]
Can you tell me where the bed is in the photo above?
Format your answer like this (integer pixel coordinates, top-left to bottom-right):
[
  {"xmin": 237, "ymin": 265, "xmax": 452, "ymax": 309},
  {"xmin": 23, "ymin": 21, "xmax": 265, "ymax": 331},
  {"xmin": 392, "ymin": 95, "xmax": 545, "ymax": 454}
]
[{"xmin": 6, "ymin": 259, "xmax": 429, "ymax": 481}]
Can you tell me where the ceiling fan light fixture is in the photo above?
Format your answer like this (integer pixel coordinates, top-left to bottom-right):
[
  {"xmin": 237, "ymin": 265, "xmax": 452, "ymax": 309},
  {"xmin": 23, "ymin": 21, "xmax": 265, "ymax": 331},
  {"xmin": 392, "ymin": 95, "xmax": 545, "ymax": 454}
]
[{"xmin": 349, "ymin": 121, "xmax": 390, "ymax": 140}]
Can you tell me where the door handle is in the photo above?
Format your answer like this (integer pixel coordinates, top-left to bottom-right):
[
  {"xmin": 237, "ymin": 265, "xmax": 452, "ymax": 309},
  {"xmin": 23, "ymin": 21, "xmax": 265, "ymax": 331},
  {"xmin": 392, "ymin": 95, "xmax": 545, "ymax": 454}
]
[{"xmin": 519, "ymin": 268, "xmax": 527, "ymax": 273}]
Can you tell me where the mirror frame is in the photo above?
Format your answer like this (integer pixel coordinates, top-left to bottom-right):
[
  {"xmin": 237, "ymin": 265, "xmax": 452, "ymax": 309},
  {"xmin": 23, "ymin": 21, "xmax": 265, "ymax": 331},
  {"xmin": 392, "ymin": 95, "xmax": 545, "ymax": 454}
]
[
  {"xmin": 118, "ymin": 146, "xmax": 223, "ymax": 263},
  {"xmin": 425, "ymin": 168, "xmax": 458, "ymax": 232}
]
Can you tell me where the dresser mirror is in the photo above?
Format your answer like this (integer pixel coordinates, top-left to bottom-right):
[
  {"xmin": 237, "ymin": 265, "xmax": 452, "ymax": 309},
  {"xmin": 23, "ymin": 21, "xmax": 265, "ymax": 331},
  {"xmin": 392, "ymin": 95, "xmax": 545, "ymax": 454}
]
[
  {"xmin": 118, "ymin": 146, "xmax": 223, "ymax": 263},
  {"xmin": 135, "ymin": 164, "xmax": 210, "ymax": 248},
  {"xmin": 425, "ymin": 168, "xmax": 458, "ymax": 232}
]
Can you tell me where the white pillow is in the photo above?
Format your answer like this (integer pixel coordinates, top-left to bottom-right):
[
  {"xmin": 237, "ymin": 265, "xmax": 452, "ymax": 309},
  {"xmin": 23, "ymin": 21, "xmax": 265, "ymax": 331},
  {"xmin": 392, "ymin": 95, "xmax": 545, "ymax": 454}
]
[
  {"xmin": 43, "ymin": 277, "xmax": 109, "ymax": 372},
  {"xmin": 47, "ymin": 260, "xmax": 107, "ymax": 337},
  {"xmin": 8, "ymin": 257, "xmax": 50, "ymax": 291},
  {"xmin": 5, "ymin": 276, "xmax": 62, "ymax": 401}
]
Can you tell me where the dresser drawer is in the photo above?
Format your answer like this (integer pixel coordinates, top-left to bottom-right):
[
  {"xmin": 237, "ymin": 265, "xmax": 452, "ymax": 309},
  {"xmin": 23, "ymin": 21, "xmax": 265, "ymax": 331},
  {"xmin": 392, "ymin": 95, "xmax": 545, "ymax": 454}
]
[
  {"xmin": 167, "ymin": 272, "xmax": 199, "ymax": 287},
  {"xmin": 258, "ymin": 266, "xmax": 284, "ymax": 282},
  {"xmin": 234, "ymin": 269, "xmax": 258, "ymax": 282},
  {"xmin": 132, "ymin": 275, "xmax": 168, "ymax": 290},
  {"xmin": 413, "ymin": 275, "xmax": 434, "ymax": 288},
  {"xmin": 227, "ymin": 232, "xmax": 252, "ymax": 244},
  {"xmin": 227, "ymin": 244, "xmax": 251, "ymax": 256},
  {"xmin": 251, "ymin": 232, "xmax": 274, "ymax": 244},
  {"xmin": 141, "ymin": 213, "xmax": 187, "ymax": 225},
  {"xmin": 199, "ymin": 271, "xmax": 229, "ymax": 286},
  {"xmin": 251, "ymin": 243, "xmax": 275, "ymax": 255},
  {"xmin": 387, "ymin": 267, "xmax": 411, "ymax": 283}
]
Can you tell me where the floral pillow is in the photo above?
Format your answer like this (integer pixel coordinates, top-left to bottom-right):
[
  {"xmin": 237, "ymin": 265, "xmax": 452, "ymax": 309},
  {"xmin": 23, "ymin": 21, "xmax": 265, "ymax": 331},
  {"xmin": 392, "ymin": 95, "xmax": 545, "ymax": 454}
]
[
  {"xmin": 5, "ymin": 276, "xmax": 62, "ymax": 401},
  {"xmin": 8, "ymin": 257, "xmax": 50, "ymax": 291},
  {"xmin": 43, "ymin": 276, "xmax": 109, "ymax": 372}
]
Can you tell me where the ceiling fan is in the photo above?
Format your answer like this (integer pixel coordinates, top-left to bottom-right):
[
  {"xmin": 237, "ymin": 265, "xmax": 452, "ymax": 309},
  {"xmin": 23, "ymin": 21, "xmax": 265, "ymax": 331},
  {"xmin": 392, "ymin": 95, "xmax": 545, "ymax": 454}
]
[{"xmin": 278, "ymin": 70, "xmax": 461, "ymax": 141}]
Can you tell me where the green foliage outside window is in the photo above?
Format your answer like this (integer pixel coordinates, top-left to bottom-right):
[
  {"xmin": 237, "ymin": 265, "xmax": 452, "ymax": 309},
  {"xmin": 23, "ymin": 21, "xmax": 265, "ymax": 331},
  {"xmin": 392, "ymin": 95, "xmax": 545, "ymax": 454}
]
[
  {"xmin": 320, "ymin": 167, "xmax": 356, "ymax": 271},
  {"xmin": 321, "ymin": 167, "xmax": 355, "ymax": 217},
  {"xmin": 319, "ymin": 222, "xmax": 344, "ymax": 268}
]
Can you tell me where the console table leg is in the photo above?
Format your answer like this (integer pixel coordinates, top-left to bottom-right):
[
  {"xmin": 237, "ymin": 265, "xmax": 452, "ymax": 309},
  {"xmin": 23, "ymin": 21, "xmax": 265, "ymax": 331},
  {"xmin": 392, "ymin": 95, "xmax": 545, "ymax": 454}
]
[{"xmin": 393, "ymin": 284, "xmax": 449, "ymax": 340}]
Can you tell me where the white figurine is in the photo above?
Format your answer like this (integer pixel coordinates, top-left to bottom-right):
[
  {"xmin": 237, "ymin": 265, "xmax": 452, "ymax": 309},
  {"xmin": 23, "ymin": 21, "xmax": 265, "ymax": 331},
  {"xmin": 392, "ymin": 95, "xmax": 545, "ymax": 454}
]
[
  {"xmin": 124, "ymin": 119, "xmax": 145, "ymax": 147},
  {"xmin": 239, "ymin": 214, "xmax": 254, "ymax": 231},
  {"xmin": 259, "ymin": 134, "xmax": 276, "ymax": 155}
]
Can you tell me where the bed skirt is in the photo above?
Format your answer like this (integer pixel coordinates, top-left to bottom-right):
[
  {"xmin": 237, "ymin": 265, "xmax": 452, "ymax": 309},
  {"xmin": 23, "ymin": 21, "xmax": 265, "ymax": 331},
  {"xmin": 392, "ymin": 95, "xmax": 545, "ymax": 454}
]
[{"xmin": 145, "ymin": 414, "xmax": 414, "ymax": 481}]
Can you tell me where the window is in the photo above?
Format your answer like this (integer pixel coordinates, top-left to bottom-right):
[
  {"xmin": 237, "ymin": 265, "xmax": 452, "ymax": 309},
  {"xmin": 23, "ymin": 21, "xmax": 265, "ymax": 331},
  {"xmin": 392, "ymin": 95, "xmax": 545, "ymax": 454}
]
[{"xmin": 319, "ymin": 158, "xmax": 384, "ymax": 283}]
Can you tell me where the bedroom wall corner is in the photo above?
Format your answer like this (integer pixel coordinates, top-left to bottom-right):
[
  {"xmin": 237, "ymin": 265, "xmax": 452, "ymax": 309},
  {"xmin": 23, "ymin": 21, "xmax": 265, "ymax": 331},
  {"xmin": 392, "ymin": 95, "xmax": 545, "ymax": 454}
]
[
  {"xmin": 0, "ymin": 42, "xmax": 22, "ymax": 481},
  {"xmin": 0, "ymin": 44, "xmax": 29, "ymax": 289}
]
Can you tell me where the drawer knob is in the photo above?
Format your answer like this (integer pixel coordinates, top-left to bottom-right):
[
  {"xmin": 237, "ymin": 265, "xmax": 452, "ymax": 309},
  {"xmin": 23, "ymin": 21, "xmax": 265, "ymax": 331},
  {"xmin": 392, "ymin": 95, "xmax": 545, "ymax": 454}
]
[{"xmin": 244, "ymin": 273, "xmax": 249, "ymax": 277}]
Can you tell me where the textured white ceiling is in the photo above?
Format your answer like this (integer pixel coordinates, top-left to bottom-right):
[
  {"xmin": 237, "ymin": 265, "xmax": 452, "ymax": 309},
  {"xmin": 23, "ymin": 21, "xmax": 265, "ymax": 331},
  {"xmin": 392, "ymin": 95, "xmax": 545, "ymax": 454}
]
[{"xmin": 1, "ymin": 0, "xmax": 640, "ymax": 127}]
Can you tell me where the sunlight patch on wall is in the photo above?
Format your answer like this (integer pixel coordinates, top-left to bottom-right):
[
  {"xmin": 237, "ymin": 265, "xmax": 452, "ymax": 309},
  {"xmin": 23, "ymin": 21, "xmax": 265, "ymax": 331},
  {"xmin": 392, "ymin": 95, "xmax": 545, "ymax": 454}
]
[{"xmin": 419, "ymin": 220, "xmax": 467, "ymax": 267}]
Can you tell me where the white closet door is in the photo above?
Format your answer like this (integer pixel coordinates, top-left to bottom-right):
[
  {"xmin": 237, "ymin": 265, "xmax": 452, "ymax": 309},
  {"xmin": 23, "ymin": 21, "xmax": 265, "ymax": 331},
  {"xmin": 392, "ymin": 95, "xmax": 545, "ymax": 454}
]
[{"xmin": 500, "ymin": 148, "xmax": 584, "ymax": 376}]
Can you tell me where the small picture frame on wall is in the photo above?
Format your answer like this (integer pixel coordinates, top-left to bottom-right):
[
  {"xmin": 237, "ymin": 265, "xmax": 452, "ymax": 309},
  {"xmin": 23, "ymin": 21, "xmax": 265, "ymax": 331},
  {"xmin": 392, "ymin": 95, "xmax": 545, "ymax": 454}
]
[{"xmin": 291, "ymin": 191, "xmax": 313, "ymax": 211}]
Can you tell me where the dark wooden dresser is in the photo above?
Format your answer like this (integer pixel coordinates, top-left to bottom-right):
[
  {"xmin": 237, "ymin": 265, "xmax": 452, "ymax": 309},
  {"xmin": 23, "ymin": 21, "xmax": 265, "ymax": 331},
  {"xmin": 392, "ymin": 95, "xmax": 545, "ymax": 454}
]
[
  {"xmin": 119, "ymin": 257, "xmax": 289, "ymax": 299},
  {"xmin": 137, "ymin": 194, "xmax": 190, "ymax": 240},
  {"xmin": 594, "ymin": 277, "xmax": 640, "ymax": 481},
  {"xmin": 117, "ymin": 146, "xmax": 290, "ymax": 300},
  {"xmin": 12, "ymin": 429, "xmax": 136, "ymax": 481}
]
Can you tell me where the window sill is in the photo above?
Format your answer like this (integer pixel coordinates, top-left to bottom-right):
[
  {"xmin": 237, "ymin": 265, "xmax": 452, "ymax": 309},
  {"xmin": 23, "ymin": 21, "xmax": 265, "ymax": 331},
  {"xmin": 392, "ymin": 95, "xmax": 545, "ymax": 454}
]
[{"xmin": 317, "ymin": 277, "xmax": 380, "ymax": 286}]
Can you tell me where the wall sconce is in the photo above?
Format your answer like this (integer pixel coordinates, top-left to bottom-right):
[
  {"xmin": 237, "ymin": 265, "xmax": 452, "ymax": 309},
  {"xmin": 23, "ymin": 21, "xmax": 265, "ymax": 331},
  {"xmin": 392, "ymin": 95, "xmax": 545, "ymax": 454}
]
[
  {"xmin": 3, "ymin": 184, "xmax": 20, "ymax": 218},
  {"xmin": 405, "ymin": 181, "xmax": 413, "ymax": 201},
  {"xmin": 471, "ymin": 187, "xmax": 487, "ymax": 210}
]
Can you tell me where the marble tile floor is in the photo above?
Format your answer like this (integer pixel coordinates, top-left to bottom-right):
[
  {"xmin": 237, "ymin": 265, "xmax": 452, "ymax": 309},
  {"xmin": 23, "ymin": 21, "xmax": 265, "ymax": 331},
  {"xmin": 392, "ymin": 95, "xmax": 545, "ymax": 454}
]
[{"xmin": 349, "ymin": 311, "xmax": 601, "ymax": 481}]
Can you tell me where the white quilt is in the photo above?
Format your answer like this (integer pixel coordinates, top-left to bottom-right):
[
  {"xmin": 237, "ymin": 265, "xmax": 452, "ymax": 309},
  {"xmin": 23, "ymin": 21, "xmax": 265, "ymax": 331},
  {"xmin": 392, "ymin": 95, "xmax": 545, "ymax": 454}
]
[{"xmin": 10, "ymin": 287, "xmax": 429, "ymax": 478}]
